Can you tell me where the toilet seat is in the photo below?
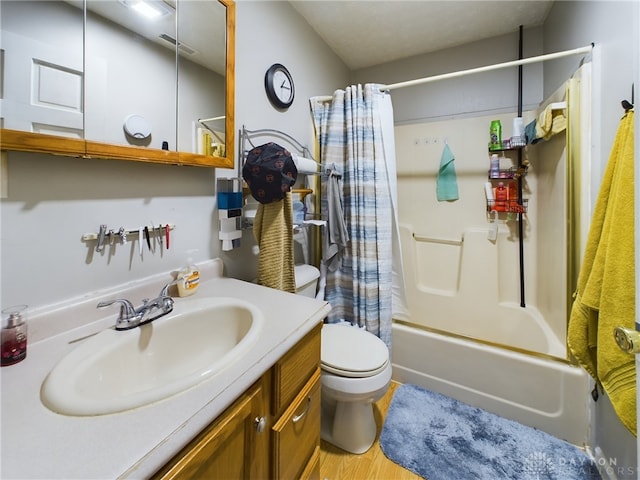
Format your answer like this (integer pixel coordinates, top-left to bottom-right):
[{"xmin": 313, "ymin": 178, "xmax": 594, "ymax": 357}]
[{"xmin": 321, "ymin": 324, "xmax": 389, "ymax": 378}]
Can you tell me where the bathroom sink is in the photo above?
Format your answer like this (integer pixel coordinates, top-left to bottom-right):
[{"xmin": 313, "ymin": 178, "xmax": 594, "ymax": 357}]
[{"xmin": 41, "ymin": 297, "xmax": 264, "ymax": 416}]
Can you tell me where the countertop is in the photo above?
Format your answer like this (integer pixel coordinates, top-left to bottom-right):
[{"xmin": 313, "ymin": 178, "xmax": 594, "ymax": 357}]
[{"xmin": 0, "ymin": 259, "xmax": 331, "ymax": 479}]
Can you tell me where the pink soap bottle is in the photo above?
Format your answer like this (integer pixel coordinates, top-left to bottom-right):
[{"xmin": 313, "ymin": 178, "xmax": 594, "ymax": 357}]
[{"xmin": 1, "ymin": 305, "xmax": 28, "ymax": 366}]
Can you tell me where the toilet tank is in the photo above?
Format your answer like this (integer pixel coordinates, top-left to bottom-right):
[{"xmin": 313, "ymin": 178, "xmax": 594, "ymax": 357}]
[{"xmin": 294, "ymin": 264, "xmax": 320, "ymax": 298}]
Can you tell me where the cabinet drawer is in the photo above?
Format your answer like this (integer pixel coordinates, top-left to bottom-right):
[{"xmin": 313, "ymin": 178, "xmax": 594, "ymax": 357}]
[
  {"xmin": 272, "ymin": 369, "xmax": 321, "ymax": 480},
  {"xmin": 272, "ymin": 323, "xmax": 321, "ymax": 417}
]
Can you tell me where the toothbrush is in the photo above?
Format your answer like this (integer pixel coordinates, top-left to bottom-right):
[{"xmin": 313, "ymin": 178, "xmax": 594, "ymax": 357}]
[
  {"xmin": 144, "ymin": 226, "xmax": 151, "ymax": 251},
  {"xmin": 157, "ymin": 224, "xmax": 163, "ymax": 254},
  {"xmin": 150, "ymin": 222, "xmax": 156, "ymax": 253}
]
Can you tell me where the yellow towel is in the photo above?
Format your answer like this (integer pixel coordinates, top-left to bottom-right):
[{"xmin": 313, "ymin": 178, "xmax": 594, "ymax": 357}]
[
  {"xmin": 568, "ymin": 111, "xmax": 635, "ymax": 435},
  {"xmin": 536, "ymin": 103, "xmax": 567, "ymax": 140},
  {"xmin": 253, "ymin": 192, "xmax": 296, "ymax": 293}
]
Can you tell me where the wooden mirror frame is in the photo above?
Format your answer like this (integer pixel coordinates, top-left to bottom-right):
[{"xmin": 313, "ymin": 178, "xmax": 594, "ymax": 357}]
[{"xmin": 0, "ymin": 0, "xmax": 235, "ymax": 169}]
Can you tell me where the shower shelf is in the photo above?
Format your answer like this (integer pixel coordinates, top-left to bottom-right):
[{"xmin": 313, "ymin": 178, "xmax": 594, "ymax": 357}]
[
  {"xmin": 487, "ymin": 166, "xmax": 528, "ymax": 180},
  {"xmin": 488, "ymin": 142, "xmax": 526, "ymax": 153},
  {"xmin": 486, "ymin": 199, "xmax": 528, "ymax": 214}
]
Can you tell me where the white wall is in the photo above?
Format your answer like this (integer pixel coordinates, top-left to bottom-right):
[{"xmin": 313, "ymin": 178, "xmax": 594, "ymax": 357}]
[
  {"xmin": 543, "ymin": 1, "xmax": 639, "ymax": 475},
  {"xmin": 219, "ymin": 0, "xmax": 350, "ymax": 281},
  {"xmin": 351, "ymin": 27, "xmax": 544, "ymax": 124},
  {"xmin": 544, "ymin": 1, "xmax": 637, "ymax": 208}
]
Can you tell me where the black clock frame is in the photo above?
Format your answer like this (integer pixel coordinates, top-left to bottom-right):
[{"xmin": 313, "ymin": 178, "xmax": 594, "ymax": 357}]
[{"xmin": 264, "ymin": 63, "xmax": 295, "ymax": 109}]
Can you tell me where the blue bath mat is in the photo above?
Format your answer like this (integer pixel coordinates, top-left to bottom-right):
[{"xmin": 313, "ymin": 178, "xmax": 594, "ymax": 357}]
[{"xmin": 380, "ymin": 384, "xmax": 601, "ymax": 480}]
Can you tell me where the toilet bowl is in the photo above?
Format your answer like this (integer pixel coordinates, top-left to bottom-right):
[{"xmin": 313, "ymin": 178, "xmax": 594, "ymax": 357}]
[
  {"xmin": 293, "ymin": 265, "xmax": 391, "ymax": 454},
  {"xmin": 319, "ymin": 324, "xmax": 391, "ymax": 454}
]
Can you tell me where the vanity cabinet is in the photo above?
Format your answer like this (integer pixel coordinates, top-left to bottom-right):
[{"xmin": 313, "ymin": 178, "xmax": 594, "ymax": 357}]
[
  {"xmin": 271, "ymin": 324, "xmax": 322, "ymax": 480},
  {"xmin": 151, "ymin": 377, "xmax": 270, "ymax": 479},
  {"xmin": 152, "ymin": 323, "xmax": 322, "ymax": 480}
]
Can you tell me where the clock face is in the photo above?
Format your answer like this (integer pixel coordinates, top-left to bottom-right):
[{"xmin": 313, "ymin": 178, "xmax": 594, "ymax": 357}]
[
  {"xmin": 273, "ymin": 70, "xmax": 292, "ymax": 102},
  {"xmin": 265, "ymin": 64, "xmax": 295, "ymax": 109}
]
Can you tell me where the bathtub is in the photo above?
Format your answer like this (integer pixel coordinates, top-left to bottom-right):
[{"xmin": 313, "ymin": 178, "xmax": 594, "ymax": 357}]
[{"xmin": 391, "ymin": 321, "xmax": 593, "ymax": 447}]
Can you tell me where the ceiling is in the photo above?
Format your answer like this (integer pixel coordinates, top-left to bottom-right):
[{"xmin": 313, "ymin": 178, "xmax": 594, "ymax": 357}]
[{"xmin": 289, "ymin": 1, "xmax": 554, "ymax": 70}]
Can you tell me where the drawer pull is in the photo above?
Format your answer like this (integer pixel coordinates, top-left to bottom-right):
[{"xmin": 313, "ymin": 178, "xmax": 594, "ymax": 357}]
[
  {"xmin": 292, "ymin": 396, "xmax": 312, "ymax": 423},
  {"xmin": 254, "ymin": 415, "xmax": 267, "ymax": 433}
]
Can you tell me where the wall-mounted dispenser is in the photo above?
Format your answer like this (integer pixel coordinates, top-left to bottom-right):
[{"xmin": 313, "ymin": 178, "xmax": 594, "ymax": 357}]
[{"xmin": 217, "ymin": 177, "xmax": 242, "ymax": 251}]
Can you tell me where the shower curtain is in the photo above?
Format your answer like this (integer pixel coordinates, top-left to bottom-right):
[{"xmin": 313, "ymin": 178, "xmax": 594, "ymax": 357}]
[{"xmin": 310, "ymin": 84, "xmax": 409, "ymax": 349}]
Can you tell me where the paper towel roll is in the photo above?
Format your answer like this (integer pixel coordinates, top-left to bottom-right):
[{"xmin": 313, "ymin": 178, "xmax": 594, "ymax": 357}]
[{"xmin": 292, "ymin": 154, "xmax": 319, "ymax": 175}]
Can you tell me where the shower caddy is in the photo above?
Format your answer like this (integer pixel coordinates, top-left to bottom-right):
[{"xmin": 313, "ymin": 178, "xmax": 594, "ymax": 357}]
[{"xmin": 487, "ymin": 26, "xmax": 528, "ymax": 308}]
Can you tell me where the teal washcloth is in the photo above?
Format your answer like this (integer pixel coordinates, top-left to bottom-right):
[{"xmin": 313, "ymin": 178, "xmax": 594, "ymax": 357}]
[{"xmin": 436, "ymin": 144, "xmax": 459, "ymax": 201}]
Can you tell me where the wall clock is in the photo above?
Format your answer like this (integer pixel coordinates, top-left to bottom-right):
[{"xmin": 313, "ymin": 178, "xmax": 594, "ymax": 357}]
[{"xmin": 264, "ymin": 63, "xmax": 295, "ymax": 109}]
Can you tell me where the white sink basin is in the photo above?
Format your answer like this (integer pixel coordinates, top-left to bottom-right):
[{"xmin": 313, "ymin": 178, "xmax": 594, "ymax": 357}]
[{"xmin": 41, "ymin": 297, "xmax": 264, "ymax": 416}]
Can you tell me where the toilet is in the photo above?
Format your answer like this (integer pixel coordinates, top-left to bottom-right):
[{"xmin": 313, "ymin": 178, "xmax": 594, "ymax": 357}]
[{"xmin": 294, "ymin": 265, "xmax": 392, "ymax": 455}]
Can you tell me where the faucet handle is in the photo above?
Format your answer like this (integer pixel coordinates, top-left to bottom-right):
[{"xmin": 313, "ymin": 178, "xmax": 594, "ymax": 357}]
[{"xmin": 97, "ymin": 299, "xmax": 137, "ymax": 320}]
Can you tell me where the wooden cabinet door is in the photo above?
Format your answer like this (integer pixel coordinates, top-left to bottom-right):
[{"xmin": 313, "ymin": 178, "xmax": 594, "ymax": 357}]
[
  {"xmin": 272, "ymin": 369, "xmax": 321, "ymax": 480},
  {"xmin": 153, "ymin": 377, "xmax": 269, "ymax": 480}
]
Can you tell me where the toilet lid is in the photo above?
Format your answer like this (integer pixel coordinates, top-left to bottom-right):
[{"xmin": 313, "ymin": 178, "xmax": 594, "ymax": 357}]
[{"xmin": 321, "ymin": 324, "xmax": 389, "ymax": 378}]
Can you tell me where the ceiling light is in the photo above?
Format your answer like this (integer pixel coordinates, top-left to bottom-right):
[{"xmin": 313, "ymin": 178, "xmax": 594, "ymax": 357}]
[{"xmin": 119, "ymin": 0, "xmax": 174, "ymax": 20}]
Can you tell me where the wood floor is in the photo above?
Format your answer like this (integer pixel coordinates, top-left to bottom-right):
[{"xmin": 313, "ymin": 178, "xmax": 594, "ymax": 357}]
[{"xmin": 319, "ymin": 381, "xmax": 423, "ymax": 480}]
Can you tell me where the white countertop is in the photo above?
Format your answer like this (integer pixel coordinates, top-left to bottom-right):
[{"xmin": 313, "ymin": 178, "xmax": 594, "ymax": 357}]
[{"xmin": 0, "ymin": 259, "xmax": 331, "ymax": 479}]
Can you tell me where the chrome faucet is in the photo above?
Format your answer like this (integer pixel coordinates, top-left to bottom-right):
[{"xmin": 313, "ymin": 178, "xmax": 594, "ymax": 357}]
[{"xmin": 97, "ymin": 283, "xmax": 174, "ymax": 331}]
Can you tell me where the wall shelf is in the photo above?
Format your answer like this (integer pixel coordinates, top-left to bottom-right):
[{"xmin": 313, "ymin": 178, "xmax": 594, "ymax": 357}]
[
  {"xmin": 486, "ymin": 199, "xmax": 528, "ymax": 214},
  {"xmin": 487, "ymin": 166, "xmax": 528, "ymax": 180}
]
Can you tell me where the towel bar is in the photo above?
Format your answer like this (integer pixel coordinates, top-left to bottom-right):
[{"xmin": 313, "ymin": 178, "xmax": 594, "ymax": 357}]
[{"xmin": 413, "ymin": 234, "xmax": 463, "ymax": 246}]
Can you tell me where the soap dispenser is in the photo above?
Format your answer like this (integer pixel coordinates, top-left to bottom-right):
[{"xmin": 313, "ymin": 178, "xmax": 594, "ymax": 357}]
[
  {"xmin": 1, "ymin": 305, "xmax": 28, "ymax": 366},
  {"xmin": 177, "ymin": 257, "xmax": 200, "ymax": 297}
]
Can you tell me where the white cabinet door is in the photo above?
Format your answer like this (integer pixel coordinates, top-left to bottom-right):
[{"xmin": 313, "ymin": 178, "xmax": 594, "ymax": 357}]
[{"xmin": 2, "ymin": 30, "xmax": 83, "ymax": 137}]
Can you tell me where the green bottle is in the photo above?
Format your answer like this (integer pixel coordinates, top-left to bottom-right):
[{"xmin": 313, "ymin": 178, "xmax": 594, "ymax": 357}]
[{"xmin": 490, "ymin": 120, "xmax": 502, "ymax": 150}]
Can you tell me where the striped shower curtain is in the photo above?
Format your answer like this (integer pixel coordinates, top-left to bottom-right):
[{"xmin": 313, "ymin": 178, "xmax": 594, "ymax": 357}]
[{"xmin": 311, "ymin": 84, "xmax": 407, "ymax": 349}]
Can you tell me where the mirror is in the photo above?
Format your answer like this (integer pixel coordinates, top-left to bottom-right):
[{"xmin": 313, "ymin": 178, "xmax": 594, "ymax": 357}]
[
  {"xmin": 177, "ymin": 0, "xmax": 227, "ymax": 157},
  {"xmin": 0, "ymin": 0, "xmax": 235, "ymax": 168},
  {"xmin": 0, "ymin": 1, "xmax": 84, "ymax": 138},
  {"xmin": 83, "ymin": 0, "xmax": 179, "ymax": 151}
]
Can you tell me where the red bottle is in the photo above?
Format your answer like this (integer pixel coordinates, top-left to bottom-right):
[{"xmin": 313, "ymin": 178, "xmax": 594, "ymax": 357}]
[{"xmin": 495, "ymin": 182, "xmax": 508, "ymax": 212}]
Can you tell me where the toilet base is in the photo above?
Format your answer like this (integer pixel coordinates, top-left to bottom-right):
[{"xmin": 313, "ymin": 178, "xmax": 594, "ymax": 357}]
[{"xmin": 321, "ymin": 397, "xmax": 377, "ymax": 454}]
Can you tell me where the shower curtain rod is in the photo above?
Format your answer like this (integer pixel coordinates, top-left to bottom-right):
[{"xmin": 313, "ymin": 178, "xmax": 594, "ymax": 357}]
[{"xmin": 315, "ymin": 44, "xmax": 593, "ymax": 100}]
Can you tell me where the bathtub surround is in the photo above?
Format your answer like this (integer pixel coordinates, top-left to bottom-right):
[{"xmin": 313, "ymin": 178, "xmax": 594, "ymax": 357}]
[
  {"xmin": 311, "ymin": 84, "xmax": 408, "ymax": 348},
  {"xmin": 568, "ymin": 111, "xmax": 636, "ymax": 436},
  {"xmin": 380, "ymin": 383, "xmax": 601, "ymax": 480}
]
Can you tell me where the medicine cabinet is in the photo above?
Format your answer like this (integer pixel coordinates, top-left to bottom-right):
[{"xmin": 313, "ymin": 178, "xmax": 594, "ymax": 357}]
[{"xmin": 0, "ymin": 0, "xmax": 235, "ymax": 168}]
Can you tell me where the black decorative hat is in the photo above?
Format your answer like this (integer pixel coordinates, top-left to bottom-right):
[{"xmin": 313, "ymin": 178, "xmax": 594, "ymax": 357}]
[{"xmin": 242, "ymin": 142, "xmax": 298, "ymax": 204}]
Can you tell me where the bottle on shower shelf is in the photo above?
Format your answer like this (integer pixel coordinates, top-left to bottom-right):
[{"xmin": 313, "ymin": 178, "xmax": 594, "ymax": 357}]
[
  {"xmin": 489, "ymin": 120, "xmax": 502, "ymax": 151},
  {"xmin": 495, "ymin": 182, "xmax": 508, "ymax": 212},
  {"xmin": 489, "ymin": 154, "xmax": 500, "ymax": 179}
]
